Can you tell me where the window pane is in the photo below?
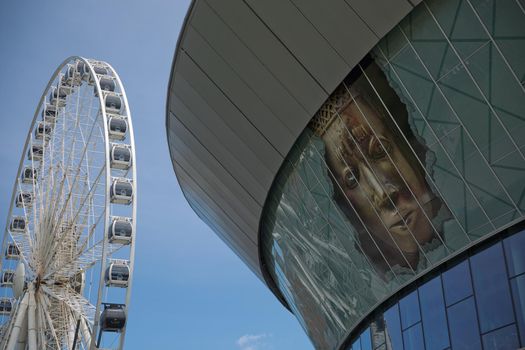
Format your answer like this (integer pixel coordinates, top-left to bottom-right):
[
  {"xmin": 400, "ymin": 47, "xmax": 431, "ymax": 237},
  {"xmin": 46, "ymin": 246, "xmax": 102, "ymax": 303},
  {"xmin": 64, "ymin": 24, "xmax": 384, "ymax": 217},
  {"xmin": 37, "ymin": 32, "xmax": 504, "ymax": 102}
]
[
  {"xmin": 403, "ymin": 323, "xmax": 424, "ymax": 350},
  {"xmin": 442, "ymin": 260, "xmax": 473, "ymax": 306},
  {"xmin": 511, "ymin": 274, "xmax": 525, "ymax": 347},
  {"xmin": 470, "ymin": 243, "xmax": 514, "ymax": 332},
  {"xmin": 447, "ymin": 297, "xmax": 482, "ymax": 350},
  {"xmin": 383, "ymin": 304, "xmax": 404, "ymax": 350},
  {"xmin": 504, "ymin": 229, "xmax": 525, "ymax": 277},
  {"xmin": 399, "ymin": 291, "xmax": 420, "ymax": 330},
  {"xmin": 482, "ymin": 324, "xmax": 520, "ymax": 350},
  {"xmin": 352, "ymin": 339, "xmax": 361, "ymax": 350},
  {"xmin": 360, "ymin": 328, "xmax": 372, "ymax": 350},
  {"xmin": 419, "ymin": 277, "xmax": 449, "ymax": 350}
]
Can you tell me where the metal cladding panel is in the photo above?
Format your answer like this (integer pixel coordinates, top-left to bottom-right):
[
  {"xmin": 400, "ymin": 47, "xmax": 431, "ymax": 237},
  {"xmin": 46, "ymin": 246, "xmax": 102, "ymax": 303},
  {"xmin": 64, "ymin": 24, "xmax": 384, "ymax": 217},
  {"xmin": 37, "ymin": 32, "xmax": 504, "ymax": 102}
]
[
  {"xmin": 188, "ymin": 1, "xmax": 311, "ymax": 137},
  {"xmin": 181, "ymin": 26, "xmax": 295, "ymax": 155},
  {"xmin": 175, "ymin": 52, "xmax": 282, "ymax": 179},
  {"xmin": 290, "ymin": 0, "xmax": 377, "ymax": 65},
  {"xmin": 168, "ymin": 73, "xmax": 275, "ymax": 199},
  {"xmin": 242, "ymin": 0, "xmax": 350, "ymax": 93},
  {"xmin": 202, "ymin": 0, "xmax": 328, "ymax": 116},
  {"xmin": 167, "ymin": 117, "xmax": 263, "ymax": 223},
  {"xmin": 167, "ymin": 121, "xmax": 261, "ymax": 234},
  {"xmin": 167, "ymin": 0, "xmax": 418, "ymax": 301},
  {"xmin": 345, "ymin": 0, "xmax": 413, "ymax": 37},
  {"xmin": 176, "ymin": 171, "xmax": 261, "ymax": 273}
]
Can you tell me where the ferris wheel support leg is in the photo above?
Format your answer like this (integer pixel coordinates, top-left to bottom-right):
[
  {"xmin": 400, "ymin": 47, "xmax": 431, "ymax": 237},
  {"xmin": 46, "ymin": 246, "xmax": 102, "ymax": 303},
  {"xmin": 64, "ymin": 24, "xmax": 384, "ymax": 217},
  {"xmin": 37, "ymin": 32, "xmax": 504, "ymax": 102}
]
[
  {"xmin": 27, "ymin": 290, "xmax": 37, "ymax": 350},
  {"xmin": 80, "ymin": 318, "xmax": 92, "ymax": 346},
  {"xmin": 13, "ymin": 323, "xmax": 26, "ymax": 350},
  {"xmin": 6, "ymin": 293, "xmax": 29, "ymax": 350}
]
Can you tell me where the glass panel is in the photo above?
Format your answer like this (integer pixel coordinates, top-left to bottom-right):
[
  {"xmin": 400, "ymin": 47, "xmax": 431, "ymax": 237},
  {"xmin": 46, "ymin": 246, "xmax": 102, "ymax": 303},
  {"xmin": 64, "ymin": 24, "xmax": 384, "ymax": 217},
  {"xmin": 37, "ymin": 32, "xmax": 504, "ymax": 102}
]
[
  {"xmin": 259, "ymin": 0, "xmax": 525, "ymax": 346},
  {"xmin": 470, "ymin": 243, "xmax": 515, "ymax": 332},
  {"xmin": 447, "ymin": 297, "xmax": 482, "ymax": 350},
  {"xmin": 482, "ymin": 324, "xmax": 520, "ymax": 350},
  {"xmin": 442, "ymin": 260, "xmax": 473, "ymax": 306},
  {"xmin": 418, "ymin": 277, "xmax": 449, "ymax": 350},
  {"xmin": 504, "ymin": 229, "xmax": 525, "ymax": 277},
  {"xmin": 352, "ymin": 339, "xmax": 362, "ymax": 350},
  {"xmin": 403, "ymin": 323, "xmax": 425, "ymax": 350},
  {"xmin": 510, "ymin": 274, "xmax": 525, "ymax": 346},
  {"xmin": 383, "ymin": 304, "xmax": 404, "ymax": 350},
  {"xmin": 399, "ymin": 291, "xmax": 421, "ymax": 330},
  {"xmin": 360, "ymin": 328, "xmax": 372, "ymax": 350},
  {"xmin": 469, "ymin": 0, "xmax": 525, "ymax": 84}
]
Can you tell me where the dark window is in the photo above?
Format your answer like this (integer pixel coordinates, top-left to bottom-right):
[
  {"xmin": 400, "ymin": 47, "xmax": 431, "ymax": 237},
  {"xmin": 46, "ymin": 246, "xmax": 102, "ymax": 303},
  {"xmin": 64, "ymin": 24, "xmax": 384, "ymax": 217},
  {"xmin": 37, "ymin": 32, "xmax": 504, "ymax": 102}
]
[
  {"xmin": 482, "ymin": 324, "xmax": 520, "ymax": 350},
  {"xmin": 442, "ymin": 260, "xmax": 473, "ymax": 306},
  {"xmin": 399, "ymin": 290, "xmax": 420, "ymax": 330},
  {"xmin": 447, "ymin": 297, "xmax": 482, "ymax": 350},
  {"xmin": 403, "ymin": 323, "xmax": 424, "ymax": 350},
  {"xmin": 504, "ymin": 229, "xmax": 525, "ymax": 277},
  {"xmin": 510, "ymin": 275, "xmax": 525, "ymax": 347},
  {"xmin": 419, "ymin": 276, "xmax": 449, "ymax": 350},
  {"xmin": 470, "ymin": 243, "xmax": 514, "ymax": 333},
  {"xmin": 383, "ymin": 304, "xmax": 404, "ymax": 350}
]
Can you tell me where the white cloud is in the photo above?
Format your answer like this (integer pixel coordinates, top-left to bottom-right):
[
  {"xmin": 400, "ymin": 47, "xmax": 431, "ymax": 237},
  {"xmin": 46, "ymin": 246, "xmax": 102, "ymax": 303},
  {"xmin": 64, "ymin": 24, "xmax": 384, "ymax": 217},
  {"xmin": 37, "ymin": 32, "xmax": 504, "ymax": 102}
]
[{"xmin": 236, "ymin": 333, "xmax": 272, "ymax": 350}]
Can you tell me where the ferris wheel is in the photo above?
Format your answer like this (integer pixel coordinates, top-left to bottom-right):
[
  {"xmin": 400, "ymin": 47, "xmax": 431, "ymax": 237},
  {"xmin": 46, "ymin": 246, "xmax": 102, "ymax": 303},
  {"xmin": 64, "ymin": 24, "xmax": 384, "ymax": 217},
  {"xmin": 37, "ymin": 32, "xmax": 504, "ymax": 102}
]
[{"xmin": 0, "ymin": 57, "xmax": 137, "ymax": 350}]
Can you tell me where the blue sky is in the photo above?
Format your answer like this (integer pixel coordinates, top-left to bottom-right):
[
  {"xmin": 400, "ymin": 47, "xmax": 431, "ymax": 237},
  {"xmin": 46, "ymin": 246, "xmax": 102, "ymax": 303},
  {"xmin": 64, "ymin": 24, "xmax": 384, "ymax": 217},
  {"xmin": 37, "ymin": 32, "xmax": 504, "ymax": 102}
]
[{"xmin": 0, "ymin": 1, "xmax": 313, "ymax": 349}]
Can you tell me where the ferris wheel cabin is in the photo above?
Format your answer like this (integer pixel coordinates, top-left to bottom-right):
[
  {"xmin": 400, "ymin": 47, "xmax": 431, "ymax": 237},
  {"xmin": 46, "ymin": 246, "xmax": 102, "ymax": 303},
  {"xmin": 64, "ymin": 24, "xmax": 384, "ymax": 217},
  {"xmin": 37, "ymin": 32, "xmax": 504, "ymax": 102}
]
[
  {"xmin": 110, "ymin": 178, "xmax": 133, "ymax": 205},
  {"xmin": 108, "ymin": 217, "xmax": 132, "ymax": 244},
  {"xmin": 21, "ymin": 167, "xmax": 37, "ymax": 184},
  {"xmin": 1, "ymin": 271, "xmax": 14, "ymax": 287},
  {"xmin": 100, "ymin": 303, "xmax": 127, "ymax": 332},
  {"xmin": 9, "ymin": 216, "xmax": 26, "ymax": 233},
  {"xmin": 105, "ymin": 260, "xmax": 130, "ymax": 288},
  {"xmin": 28, "ymin": 144, "xmax": 43, "ymax": 161},
  {"xmin": 110, "ymin": 144, "xmax": 132, "ymax": 170},
  {"xmin": 5, "ymin": 244, "xmax": 20, "ymax": 260},
  {"xmin": 15, "ymin": 192, "xmax": 33, "ymax": 208},
  {"xmin": 49, "ymin": 86, "xmax": 67, "ymax": 107},
  {"xmin": 105, "ymin": 94, "xmax": 123, "ymax": 115},
  {"xmin": 35, "ymin": 122, "xmax": 52, "ymax": 140},
  {"xmin": 0, "ymin": 298, "xmax": 12, "ymax": 316},
  {"xmin": 41, "ymin": 104, "xmax": 56, "ymax": 123}
]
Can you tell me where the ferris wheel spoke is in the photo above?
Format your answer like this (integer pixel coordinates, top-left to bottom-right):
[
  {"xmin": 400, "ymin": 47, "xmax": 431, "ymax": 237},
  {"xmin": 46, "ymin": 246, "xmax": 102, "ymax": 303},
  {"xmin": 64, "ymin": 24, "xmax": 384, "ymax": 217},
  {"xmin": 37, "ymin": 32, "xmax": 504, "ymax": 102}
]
[
  {"xmin": 41, "ymin": 286, "xmax": 95, "ymax": 325},
  {"xmin": 40, "ymin": 167, "xmax": 106, "ymax": 275},
  {"xmin": 40, "ymin": 110, "xmax": 101, "ymax": 243},
  {"xmin": 45, "ymin": 237, "xmax": 122, "ymax": 281},
  {"xmin": 38, "ymin": 293, "xmax": 62, "ymax": 350},
  {"xmin": 9, "ymin": 231, "xmax": 32, "ymax": 266}
]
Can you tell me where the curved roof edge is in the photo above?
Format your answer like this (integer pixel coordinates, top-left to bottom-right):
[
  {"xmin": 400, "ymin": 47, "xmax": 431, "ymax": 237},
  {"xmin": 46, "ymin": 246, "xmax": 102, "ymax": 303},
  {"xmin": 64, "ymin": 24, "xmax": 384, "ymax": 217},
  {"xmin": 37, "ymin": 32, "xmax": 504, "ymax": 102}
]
[{"xmin": 166, "ymin": 0, "xmax": 420, "ymax": 313}]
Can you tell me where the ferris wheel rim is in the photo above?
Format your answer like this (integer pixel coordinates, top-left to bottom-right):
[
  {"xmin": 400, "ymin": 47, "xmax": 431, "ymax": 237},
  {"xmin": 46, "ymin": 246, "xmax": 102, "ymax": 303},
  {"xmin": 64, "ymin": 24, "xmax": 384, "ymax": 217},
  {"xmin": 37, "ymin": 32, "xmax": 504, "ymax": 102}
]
[{"xmin": 0, "ymin": 56, "xmax": 137, "ymax": 350}]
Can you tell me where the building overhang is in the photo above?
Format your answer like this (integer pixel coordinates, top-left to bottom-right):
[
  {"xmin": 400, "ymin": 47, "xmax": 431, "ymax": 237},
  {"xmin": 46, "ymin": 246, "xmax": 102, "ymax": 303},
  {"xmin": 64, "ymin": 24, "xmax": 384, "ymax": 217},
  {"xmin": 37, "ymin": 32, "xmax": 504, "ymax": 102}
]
[{"xmin": 166, "ymin": 0, "xmax": 421, "ymax": 308}]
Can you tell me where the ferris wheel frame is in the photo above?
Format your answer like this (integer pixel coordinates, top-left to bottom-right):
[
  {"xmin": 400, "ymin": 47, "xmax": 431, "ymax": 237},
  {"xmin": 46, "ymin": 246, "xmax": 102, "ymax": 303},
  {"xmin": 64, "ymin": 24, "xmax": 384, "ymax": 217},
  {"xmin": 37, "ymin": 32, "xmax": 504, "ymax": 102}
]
[{"xmin": 0, "ymin": 56, "xmax": 137, "ymax": 350}]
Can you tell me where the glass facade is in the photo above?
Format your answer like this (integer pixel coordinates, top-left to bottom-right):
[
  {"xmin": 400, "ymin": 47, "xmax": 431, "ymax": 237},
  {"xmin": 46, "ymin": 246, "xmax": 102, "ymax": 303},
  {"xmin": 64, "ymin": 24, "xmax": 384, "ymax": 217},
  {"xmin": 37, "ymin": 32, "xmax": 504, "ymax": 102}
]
[
  {"xmin": 260, "ymin": 0, "xmax": 525, "ymax": 348},
  {"xmin": 346, "ymin": 229, "xmax": 525, "ymax": 350}
]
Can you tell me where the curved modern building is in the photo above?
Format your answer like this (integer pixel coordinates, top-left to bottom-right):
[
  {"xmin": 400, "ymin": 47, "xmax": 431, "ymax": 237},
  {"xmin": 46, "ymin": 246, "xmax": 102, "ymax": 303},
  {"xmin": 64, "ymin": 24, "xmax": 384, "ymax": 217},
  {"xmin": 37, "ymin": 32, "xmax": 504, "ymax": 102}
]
[{"xmin": 166, "ymin": 0, "xmax": 525, "ymax": 349}]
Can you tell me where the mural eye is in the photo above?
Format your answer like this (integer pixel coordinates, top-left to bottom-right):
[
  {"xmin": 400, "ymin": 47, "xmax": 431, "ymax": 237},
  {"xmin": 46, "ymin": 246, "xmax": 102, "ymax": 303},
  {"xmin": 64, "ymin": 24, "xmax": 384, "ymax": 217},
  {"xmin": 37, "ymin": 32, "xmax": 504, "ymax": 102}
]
[
  {"xmin": 343, "ymin": 167, "xmax": 359, "ymax": 189},
  {"xmin": 369, "ymin": 136, "xmax": 391, "ymax": 160}
]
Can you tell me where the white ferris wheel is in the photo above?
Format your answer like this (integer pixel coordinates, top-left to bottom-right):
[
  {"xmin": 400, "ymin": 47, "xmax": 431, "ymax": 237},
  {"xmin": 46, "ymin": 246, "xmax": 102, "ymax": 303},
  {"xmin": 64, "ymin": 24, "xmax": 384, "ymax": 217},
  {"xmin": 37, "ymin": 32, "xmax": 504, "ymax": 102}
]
[{"xmin": 0, "ymin": 57, "xmax": 137, "ymax": 350}]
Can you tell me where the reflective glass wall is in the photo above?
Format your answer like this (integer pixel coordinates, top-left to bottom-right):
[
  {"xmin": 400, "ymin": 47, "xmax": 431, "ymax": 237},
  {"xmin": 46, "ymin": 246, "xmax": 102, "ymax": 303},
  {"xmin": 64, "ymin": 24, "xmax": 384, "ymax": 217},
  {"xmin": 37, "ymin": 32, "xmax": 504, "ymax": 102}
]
[
  {"xmin": 260, "ymin": 0, "xmax": 525, "ymax": 348},
  {"xmin": 346, "ymin": 228, "xmax": 525, "ymax": 350}
]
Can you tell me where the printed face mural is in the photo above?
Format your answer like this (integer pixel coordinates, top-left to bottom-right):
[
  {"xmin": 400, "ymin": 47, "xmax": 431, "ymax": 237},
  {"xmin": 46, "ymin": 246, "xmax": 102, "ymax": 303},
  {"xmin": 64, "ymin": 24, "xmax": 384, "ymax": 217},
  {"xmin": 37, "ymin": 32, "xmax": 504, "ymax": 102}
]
[{"xmin": 314, "ymin": 61, "xmax": 445, "ymax": 275}]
